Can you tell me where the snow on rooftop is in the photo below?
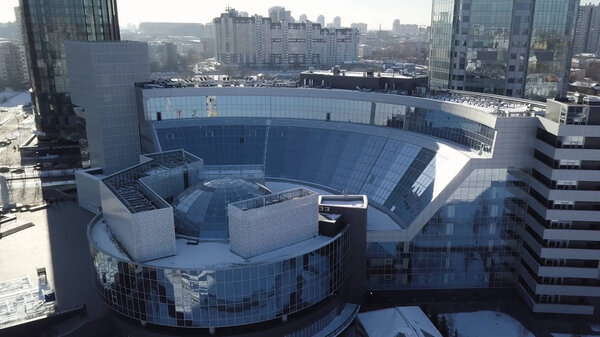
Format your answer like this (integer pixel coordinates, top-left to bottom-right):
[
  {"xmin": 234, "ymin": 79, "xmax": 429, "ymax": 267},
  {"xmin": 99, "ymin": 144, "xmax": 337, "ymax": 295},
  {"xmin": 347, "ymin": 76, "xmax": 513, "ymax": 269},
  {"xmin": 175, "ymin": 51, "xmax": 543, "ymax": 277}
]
[
  {"xmin": 444, "ymin": 311, "xmax": 534, "ymax": 337},
  {"xmin": 306, "ymin": 69, "xmax": 416, "ymax": 79},
  {"xmin": 358, "ymin": 306, "xmax": 442, "ymax": 337},
  {"xmin": 265, "ymin": 180, "xmax": 403, "ymax": 231},
  {"xmin": 91, "ymin": 219, "xmax": 338, "ymax": 269}
]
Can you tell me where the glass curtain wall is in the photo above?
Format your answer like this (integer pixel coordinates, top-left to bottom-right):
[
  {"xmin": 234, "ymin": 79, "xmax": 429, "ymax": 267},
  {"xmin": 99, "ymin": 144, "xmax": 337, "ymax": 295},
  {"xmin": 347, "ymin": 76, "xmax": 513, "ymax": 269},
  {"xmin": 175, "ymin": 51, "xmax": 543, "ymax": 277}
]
[
  {"xmin": 464, "ymin": 0, "xmax": 514, "ymax": 94},
  {"xmin": 367, "ymin": 168, "xmax": 523, "ymax": 289},
  {"xmin": 524, "ymin": 0, "xmax": 579, "ymax": 100},
  {"xmin": 430, "ymin": 0, "xmax": 456, "ymax": 89}
]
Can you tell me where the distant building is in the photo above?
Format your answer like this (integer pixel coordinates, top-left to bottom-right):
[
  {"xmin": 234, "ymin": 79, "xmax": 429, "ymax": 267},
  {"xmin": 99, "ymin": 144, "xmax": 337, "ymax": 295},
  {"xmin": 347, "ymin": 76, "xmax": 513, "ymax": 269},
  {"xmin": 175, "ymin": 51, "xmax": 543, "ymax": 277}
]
[
  {"xmin": 569, "ymin": 80, "xmax": 600, "ymax": 95},
  {"xmin": 299, "ymin": 14, "xmax": 307, "ymax": 23},
  {"xmin": 138, "ymin": 22, "xmax": 211, "ymax": 38},
  {"xmin": 148, "ymin": 41, "xmax": 179, "ymax": 72},
  {"xmin": 333, "ymin": 16, "xmax": 341, "ymax": 29},
  {"xmin": 574, "ymin": 4, "xmax": 600, "ymax": 55},
  {"xmin": 0, "ymin": 40, "xmax": 27, "ymax": 90},
  {"xmin": 13, "ymin": 7, "xmax": 29, "ymax": 88},
  {"xmin": 300, "ymin": 68, "xmax": 427, "ymax": 93},
  {"xmin": 268, "ymin": 6, "xmax": 294, "ymax": 22},
  {"xmin": 351, "ymin": 23, "xmax": 368, "ymax": 34},
  {"xmin": 19, "ymin": 0, "xmax": 120, "ymax": 142},
  {"xmin": 317, "ymin": 14, "xmax": 325, "ymax": 26},
  {"xmin": 393, "ymin": 24, "xmax": 419, "ymax": 35},
  {"xmin": 430, "ymin": 0, "xmax": 579, "ymax": 100},
  {"xmin": 392, "ymin": 19, "xmax": 401, "ymax": 33},
  {"xmin": 214, "ymin": 9, "xmax": 359, "ymax": 69}
]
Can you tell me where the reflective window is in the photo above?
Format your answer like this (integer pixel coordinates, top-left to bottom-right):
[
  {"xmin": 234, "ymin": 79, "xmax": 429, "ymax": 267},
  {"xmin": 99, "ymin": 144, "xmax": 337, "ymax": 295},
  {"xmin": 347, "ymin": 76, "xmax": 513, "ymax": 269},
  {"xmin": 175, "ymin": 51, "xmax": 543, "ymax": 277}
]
[
  {"xmin": 367, "ymin": 168, "xmax": 522, "ymax": 289},
  {"xmin": 146, "ymin": 94, "xmax": 496, "ymax": 153},
  {"xmin": 91, "ymin": 228, "xmax": 348, "ymax": 328}
]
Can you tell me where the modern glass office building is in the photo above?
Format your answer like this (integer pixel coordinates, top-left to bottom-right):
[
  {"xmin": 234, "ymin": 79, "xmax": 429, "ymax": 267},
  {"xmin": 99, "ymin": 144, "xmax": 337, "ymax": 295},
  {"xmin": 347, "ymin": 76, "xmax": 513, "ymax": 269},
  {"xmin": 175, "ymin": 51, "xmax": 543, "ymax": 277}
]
[
  {"xmin": 75, "ymin": 85, "xmax": 600, "ymax": 335},
  {"xmin": 429, "ymin": 0, "xmax": 579, "ymax": 100},
  {"xmin": 18, "ymin": 0, "xmax": 120, "ymax": 140}
]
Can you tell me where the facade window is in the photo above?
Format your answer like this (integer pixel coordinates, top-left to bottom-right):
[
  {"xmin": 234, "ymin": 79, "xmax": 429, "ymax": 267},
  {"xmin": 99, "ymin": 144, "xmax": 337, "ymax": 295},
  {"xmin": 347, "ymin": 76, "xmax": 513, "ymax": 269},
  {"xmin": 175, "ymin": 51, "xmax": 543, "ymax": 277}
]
[
  {"xmin": 558, "ymin": 159, "xmax": 580, "ymax": 169},
  {"xmin": 552, "ymin": 200, "xmax": 574, "ymax": 209},
  {"xmin": 561, "ymin": 136, "xmax": 584, "ymax": 148},
  {"xmin": 555, "ymin": 180, "xmax": 577, "ymax": 190}
]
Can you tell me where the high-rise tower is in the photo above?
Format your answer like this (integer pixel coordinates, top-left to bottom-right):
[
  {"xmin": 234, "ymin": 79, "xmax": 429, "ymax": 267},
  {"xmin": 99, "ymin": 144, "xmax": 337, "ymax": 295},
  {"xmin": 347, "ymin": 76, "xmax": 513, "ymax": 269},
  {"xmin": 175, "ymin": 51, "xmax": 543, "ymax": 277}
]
[
  {"xmin": 430, "ymin": 0, "xmax": 580, "ymax": 101},
  {"xmin": 18, "ymin": 0, "xmax": 120, "ymax": 142},
  {"xmin": 573, "ymin": 4, "xmax": 600, "ymax": 55}
]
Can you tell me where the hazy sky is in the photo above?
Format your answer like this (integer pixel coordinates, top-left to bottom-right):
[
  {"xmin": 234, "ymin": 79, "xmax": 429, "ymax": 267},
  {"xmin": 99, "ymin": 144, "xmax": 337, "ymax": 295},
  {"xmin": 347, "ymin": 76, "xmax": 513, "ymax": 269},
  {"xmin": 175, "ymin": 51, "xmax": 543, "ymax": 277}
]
[
  {"xmin": 3, "ymin": 0, "xmax": 600, "ymax": 29},
  {"xmin": 1, "ymin": 0, "xmax": 433, "ymax": 28}
]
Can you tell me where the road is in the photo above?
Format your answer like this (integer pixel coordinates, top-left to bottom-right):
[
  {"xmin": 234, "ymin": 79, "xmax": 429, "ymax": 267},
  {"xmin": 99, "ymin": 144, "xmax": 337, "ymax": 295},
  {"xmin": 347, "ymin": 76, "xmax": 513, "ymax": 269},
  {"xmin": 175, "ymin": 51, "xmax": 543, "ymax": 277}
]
[{"xmin": 0, "ymin": 106, "xmax": 35, "ymax": 168}]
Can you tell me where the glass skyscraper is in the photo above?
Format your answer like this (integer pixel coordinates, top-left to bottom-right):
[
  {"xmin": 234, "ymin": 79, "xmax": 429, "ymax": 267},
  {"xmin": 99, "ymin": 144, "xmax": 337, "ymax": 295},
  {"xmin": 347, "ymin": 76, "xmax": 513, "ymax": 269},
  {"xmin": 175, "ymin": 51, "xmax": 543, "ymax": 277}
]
[
  {"xmin": 18, "ymin": 0, "xmax": 120, "ymax": 141},
  {"xmin": 429, "ymin": 0, "xmax": 579, "ymax": 100}
]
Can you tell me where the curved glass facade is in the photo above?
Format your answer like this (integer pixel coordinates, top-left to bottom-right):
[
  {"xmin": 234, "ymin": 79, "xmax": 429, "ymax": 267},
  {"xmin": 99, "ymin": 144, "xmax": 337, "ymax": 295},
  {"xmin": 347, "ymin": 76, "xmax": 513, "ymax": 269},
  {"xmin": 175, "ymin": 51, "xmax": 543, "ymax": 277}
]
[
  {"xmin": 90, "ymin": 226, "xmax": 348, "ymax": 328},
  {"xmin": 157, "ymin": 123, "xmax": 465, "ymax": 227},
  {"xmin": 138, "ymin": 90, "xmax": 527, "ymax": 297},
  {"xmin": 144, "ymin": 94, "xmax": 496, "ymax": 154},
  {"xmin": 152, "ymin": 119, "xmax": 523, "ymax": 292},
  {"xmin": 173, "ymin": 178, "xmax": 271, "ymax": 239}
]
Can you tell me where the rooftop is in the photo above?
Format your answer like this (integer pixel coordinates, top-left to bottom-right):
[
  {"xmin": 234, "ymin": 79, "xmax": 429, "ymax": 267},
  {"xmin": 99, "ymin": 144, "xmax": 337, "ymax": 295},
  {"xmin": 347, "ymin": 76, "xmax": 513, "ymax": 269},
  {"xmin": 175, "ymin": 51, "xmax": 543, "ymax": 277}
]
[
  {"xmin": 103, "ymin": 150, "xmax": 201, "ymax": 213},
  {"xmin": 229, "ymin": 188, "xmax": 316, "ymax": 211},
  {"xmin": 90, "ymin": 218, "xmax": 341, "ymax": 269},
  {"xmin": 138, "ymin": 77, "xmax": 298, "ymax": 89},
  {"xmin": 301, "ymin": 69, "xmax": 424, "ymax": 80},
  {"xmin": 319, "ymin": 195, "xmax": 367, "ymax": 209},
  {"xmin": 357, "ymin": 306, "xmax": 442, "ymax": 337},
  {"xmin": 427, "ymin": 90, "xmax": 546, "ymax": 116}
]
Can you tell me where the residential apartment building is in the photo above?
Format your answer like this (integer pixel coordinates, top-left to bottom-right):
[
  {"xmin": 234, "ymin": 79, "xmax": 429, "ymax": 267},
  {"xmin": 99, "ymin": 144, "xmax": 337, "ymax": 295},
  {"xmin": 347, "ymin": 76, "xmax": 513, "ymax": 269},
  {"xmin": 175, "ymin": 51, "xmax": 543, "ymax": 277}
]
[
  {"xmin": 214, "ymin": 9, "xmax": 358, "ymax": 69},
  {"xmin": 574, "ymin": 3, "xmax": 600, "ymax": 55},
  {"xmin": 0, "ymin": 40, "xmax": 27, "ymax": 90}
]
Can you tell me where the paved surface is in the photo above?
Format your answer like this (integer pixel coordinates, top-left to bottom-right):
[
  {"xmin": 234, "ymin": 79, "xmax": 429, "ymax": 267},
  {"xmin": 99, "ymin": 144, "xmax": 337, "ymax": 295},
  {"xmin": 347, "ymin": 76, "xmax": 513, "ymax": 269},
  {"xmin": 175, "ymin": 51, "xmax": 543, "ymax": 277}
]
[
  {"xmin": 0, "ymin": 106, "xmax": 34, "ymax": 168},
  {"xmin": 0, "ymin": 201, "xmax": 106, "ymax": 329},
  {"xmin": 0, "ymin": 99, "xmax": 109, "ymax": 335}
]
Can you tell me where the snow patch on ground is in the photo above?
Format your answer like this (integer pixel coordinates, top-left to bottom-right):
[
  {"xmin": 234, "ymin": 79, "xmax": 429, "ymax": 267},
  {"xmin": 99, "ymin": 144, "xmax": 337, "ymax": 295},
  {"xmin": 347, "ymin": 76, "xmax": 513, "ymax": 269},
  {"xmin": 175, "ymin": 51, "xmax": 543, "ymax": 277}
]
[
  {"xmin": 444, "ymin": 311, "xmax": 534, "ymax": 337},
  {"xmin": 358, "ymin": 306, "xmax": 442, "ymax": 337},
  {"xmin": 0, "ymin": 90, "xmax": 30, "ymax": 107}
]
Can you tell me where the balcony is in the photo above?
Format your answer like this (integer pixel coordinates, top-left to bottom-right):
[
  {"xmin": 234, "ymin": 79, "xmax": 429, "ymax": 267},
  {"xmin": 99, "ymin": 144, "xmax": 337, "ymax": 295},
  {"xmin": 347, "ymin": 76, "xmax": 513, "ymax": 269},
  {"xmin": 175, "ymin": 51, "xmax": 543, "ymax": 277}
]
[
  {"xmin": 537, "ymin": 266, "xmax": 599, "ymax": 279},
  {"xmin": 543, "ymin": 228, "xmax": 600, "ymax": 242},
  {"xmin": 536, "ymin": 284, "xmax": 600, "ymax": 297},
  {"xmin": 541, "ymin": 247, "xmax": 600, "ymax": 260},
  {"xmin": 532, "ymin": 302, "xmax": 594, "ymax": 315},
  {"xmin": 533, "ymin": 158, "xmax": 600, "ymax": 181}
]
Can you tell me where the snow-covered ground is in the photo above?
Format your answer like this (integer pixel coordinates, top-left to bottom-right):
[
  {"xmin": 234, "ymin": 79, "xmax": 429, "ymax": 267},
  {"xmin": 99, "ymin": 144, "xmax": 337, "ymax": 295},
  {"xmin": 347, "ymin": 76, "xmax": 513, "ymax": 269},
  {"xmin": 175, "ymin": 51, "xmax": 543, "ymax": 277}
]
[
  {"xmin": 358, "ymin": 306, "xmax": 442, "ymax": 337},
  {"xmin": 445, "ymin": 311, "xmax": 535, "ymax": 337},
  {"xmin": 0, "ymin": 90, "xmax": 31, "ymax": 107}
]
